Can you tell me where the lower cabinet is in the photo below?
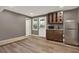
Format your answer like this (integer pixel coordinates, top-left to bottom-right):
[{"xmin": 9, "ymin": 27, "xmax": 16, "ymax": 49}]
[{"xmin": 46, "ymin": 30, "xmax": 63, "ymax": 42}]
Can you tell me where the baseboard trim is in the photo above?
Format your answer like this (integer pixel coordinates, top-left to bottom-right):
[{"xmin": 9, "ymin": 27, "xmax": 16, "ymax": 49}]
[{"xmin": 0, "ymin": 36, "xmax": 27, "ymax": 46}]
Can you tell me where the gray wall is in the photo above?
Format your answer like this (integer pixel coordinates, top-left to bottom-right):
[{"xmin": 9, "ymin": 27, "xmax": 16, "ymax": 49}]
[
  {"xmin": 0, "ymin": 10, "xmax": 27, "ymax": 41},
  {"xmin": 77, "ymin": 7, "xmax": 79, "ymax": 23}
]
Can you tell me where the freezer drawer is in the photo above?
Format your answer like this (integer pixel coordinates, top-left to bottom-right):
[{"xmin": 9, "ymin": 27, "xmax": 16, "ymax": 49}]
[{"xmin": 64, "ymin": 30, "xmax": 78, "ymax": 45}]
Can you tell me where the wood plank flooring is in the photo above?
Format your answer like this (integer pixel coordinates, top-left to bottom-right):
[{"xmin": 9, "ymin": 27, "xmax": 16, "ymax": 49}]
[{"xmin": 0, "ymin": 36, "xmax": 79, "ymax": 53}]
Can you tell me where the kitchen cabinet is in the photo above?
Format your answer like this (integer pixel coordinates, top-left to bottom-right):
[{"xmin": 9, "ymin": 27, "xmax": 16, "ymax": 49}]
[
  {"xmin": 46, "ymin": 30, "xmax": 63, "ymax": 42},
  {"xmin": 47, "ymin": 11, "xmax": 63, "ymax": 24},
  {"xmin": 57, "ymin": 11, "xmax": 63, "ymax": 23},
  {"xmin": 46, "ymin": 11, "xmax": 63, "ymax": 42}
]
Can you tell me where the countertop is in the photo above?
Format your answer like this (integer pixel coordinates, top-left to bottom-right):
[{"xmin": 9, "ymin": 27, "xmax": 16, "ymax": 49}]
[{"xmin": 46, "ymin": 29, "xmax": 63, "ymax": 30}]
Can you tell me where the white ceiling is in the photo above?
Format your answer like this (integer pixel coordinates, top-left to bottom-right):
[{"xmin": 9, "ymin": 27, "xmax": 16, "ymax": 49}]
[{"xmin": 0, "ymin": 6, "xmax": 78, "ymax": 17}]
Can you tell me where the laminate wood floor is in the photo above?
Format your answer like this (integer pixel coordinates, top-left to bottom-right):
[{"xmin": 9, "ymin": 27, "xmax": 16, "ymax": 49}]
[{"xmin": 0, "ymin": 36, "xmax": 79, "ymax": 53}]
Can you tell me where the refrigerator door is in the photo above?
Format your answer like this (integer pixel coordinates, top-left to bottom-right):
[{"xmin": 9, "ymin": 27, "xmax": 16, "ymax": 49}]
[
  {"xmin": 64, "ymin": 20, "xmax": 79, "ymax": 45},
  {"xmin": 64, "ymin": 30, "xmax": 78, "ymax": 45},
  {"xmin": 65, "ymin": 20, "xmax": 77, "ymax": 29}
]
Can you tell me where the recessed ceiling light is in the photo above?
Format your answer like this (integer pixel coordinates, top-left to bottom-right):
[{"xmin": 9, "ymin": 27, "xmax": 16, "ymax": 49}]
[{"xmin": 30, "ymin": 13, "xmax": 33, "ymax": 15}]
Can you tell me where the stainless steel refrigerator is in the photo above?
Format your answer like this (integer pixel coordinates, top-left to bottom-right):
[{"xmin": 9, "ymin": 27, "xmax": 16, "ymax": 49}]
[{"xmin": 64, "ymin": 20, "xmax": 79, "ymax": 46}]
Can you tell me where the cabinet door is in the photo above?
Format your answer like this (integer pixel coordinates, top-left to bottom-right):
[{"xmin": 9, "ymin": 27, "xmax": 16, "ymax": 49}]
[
  {"xmin": 47, "ymin": 13, "xmax": 53, "ymax": 24},
  {"xmin": 47, "ymin": 14, "xmax": 50, "ymax": 24},
  {"xmin": 50, "ymin": 13, "xmax": 53, "ymax": 24},
  {"xmin": 53, "ymin": 12, "xmax": 58, "ymax": 23},
  {"xmin": 46, "ymin": 30, "xmax": 63, "ymax": 42},
  {"xmin": 57, "ymin": 11, "xmax": 63, "ymax": 23}
]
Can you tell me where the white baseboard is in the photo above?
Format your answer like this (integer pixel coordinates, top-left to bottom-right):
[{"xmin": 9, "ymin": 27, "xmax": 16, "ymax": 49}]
[{"xmin": 0, "ymin": 36, "xmax": 27, "ymax": 46}]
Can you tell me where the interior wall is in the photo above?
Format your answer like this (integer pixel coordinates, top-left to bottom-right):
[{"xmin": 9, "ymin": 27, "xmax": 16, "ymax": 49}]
[
  {"xmin": 77, "ymin": 7, "xmax": 79, "ymax": 23},
  {"xmin": 0, "ymin": 10, "xmax": 29, "ymax": 41}
]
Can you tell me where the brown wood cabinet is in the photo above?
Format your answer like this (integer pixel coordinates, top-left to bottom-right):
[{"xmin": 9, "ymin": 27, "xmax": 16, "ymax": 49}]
[
  {"xmin": 57, "ymin": 11, "xmax": 63, "ymax": 23},
  {"xmin": 47, "ymin": 11, "xmax": 63, "ymax": 24},
  {"xmin": 46, "ymin": 30, "xmax": 63, "ymax": 42},
  {"xmin": 46, "ymin": 11, "xmax": 63, "ymax": 42}
]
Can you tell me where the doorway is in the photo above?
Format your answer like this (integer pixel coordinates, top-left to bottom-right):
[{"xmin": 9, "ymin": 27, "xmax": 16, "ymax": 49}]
[{"xmin": 26, "ymin": 19, "xmax": 31, "ymax": 36}]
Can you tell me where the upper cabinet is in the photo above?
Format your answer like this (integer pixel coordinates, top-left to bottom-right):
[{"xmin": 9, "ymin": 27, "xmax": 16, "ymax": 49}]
[{"xmin": 47, "ymin": 11, "xmax": 63, "ymax": 24}]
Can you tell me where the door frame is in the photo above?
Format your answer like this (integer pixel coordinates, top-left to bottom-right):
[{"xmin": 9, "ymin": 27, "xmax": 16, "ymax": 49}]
[{"xmin": 25, "ymin": 19, "xmax": 31, "ymax": 36}]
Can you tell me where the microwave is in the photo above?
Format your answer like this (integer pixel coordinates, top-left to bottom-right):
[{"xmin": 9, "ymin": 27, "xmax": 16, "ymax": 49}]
[{"xmin": 48, "ymin": 25, "xmax": 54, "ymax": 29}]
